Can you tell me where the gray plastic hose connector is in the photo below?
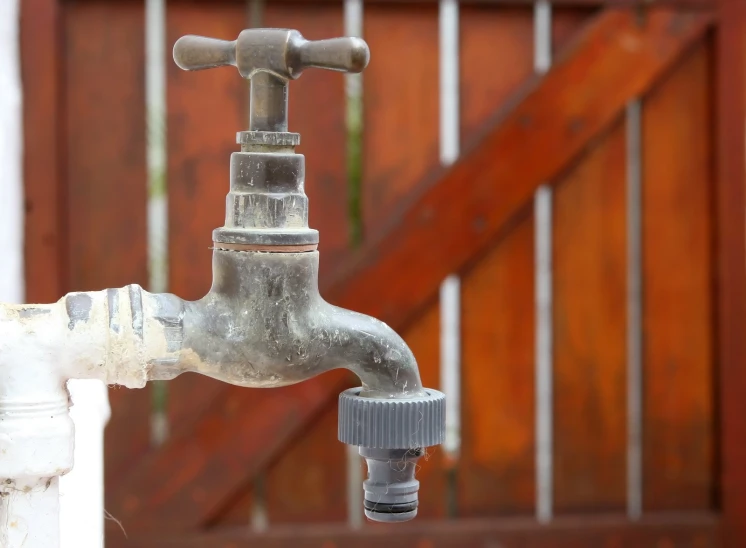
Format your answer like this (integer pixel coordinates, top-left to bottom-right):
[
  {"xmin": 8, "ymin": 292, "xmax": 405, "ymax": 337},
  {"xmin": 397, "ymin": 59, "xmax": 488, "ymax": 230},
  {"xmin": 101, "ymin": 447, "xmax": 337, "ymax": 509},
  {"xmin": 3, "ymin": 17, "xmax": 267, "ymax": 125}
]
[
  {"xmin": 338, "ymin": 387, "xmax": 446, "ymax": 449},
  {"xmin": 338, "ymin": 387, "xmax": 446, "ymax": 523}
]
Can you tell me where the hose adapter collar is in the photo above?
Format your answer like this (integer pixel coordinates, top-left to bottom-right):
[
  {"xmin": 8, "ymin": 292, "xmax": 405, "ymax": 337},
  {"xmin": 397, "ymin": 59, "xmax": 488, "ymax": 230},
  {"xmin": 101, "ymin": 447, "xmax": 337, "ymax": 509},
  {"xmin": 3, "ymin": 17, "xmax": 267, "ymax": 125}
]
[{"xmin": 338, "ymin": 387, "xmax": 445, "ymax": 449}]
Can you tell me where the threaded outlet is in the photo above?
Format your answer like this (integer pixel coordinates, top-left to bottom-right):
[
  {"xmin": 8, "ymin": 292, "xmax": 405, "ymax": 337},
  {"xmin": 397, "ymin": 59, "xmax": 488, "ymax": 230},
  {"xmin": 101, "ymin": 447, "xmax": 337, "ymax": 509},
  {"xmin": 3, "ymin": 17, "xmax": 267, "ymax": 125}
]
[{"xmin": 338, "ymin": 387, "xmax": 445, "ymax": 449}]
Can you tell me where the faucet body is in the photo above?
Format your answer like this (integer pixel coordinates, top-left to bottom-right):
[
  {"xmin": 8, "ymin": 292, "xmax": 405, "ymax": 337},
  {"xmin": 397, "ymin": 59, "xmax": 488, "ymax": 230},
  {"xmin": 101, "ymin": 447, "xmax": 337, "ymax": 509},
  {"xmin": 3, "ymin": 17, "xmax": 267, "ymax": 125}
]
[
  {"xmin": 0, "ymin": 28, "xmax": 444, "ymax": 546},
  {"xmin": 146, "ymin": 249, "xmax": 423, "ymax": 397}
]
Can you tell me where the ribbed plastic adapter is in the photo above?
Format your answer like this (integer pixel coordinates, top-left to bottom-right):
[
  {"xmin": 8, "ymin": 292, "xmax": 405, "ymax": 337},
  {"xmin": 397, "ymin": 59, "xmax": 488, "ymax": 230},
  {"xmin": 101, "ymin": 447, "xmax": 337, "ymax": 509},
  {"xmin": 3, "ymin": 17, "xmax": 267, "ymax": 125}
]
[{"xmin": 338, "ymin": 387, "xmax": 445, "ymax": 449}]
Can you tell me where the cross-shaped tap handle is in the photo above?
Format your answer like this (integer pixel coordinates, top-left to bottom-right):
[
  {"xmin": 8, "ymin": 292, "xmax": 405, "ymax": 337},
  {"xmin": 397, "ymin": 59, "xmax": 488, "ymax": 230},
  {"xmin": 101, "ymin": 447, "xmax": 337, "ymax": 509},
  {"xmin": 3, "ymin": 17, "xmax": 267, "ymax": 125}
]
[
  {"xmin": 173, "ymin": 29, "xmax": 369, "ymax": 133},
  {"xmin": 173, "ymin": 28, "xmax": 369, "ymax": 80}
]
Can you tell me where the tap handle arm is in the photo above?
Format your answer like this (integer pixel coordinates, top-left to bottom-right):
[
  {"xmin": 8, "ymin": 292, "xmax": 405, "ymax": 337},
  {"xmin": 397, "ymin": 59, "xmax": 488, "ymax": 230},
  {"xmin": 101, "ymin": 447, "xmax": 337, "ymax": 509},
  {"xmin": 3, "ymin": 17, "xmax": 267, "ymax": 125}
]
[
  {"xmin": 295, "ymin": 36, "xmax": 369, "ymax": 74},
  {"xmin": 173, "ymin": 29, "xmax": 369, "ymax": 80},
  {"xmin": 172, "ymin": 35, "xmax": 236, "ymax": 71}
]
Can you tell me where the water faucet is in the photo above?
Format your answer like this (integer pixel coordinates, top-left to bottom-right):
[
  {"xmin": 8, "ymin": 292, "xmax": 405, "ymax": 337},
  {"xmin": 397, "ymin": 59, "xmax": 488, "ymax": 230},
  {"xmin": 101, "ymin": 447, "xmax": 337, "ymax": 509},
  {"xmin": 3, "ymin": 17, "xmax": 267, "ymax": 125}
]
[
  {"xmin": 0, "ymin": 27, "xmax": 444, "ymax": 541},
  {"xmin": 170, "ymin": 29, "xmax": 445, "ymax": 522}
]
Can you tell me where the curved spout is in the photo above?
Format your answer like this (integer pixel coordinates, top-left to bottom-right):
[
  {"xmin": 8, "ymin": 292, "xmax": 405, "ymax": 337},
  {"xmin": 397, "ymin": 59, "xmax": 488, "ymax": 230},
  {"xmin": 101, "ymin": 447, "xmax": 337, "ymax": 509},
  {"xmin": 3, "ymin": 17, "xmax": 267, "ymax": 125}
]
[
  {"xmin": 152, "ymin": 249, "xmax": 424, "ymax": 398},
  {"xmin": 315, "ymin": 304, "xmax": 423, "ymax": 398}
]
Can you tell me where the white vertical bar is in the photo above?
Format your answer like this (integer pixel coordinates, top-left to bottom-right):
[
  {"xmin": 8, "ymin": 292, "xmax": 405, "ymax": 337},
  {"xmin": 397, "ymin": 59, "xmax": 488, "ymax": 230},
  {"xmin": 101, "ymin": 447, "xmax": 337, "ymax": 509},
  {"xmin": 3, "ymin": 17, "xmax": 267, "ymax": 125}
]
[
  {"xmin": 344, "ymin": 0, "xmax": 366, "ymax": 529},
  {"xmin": 0, "ymin": 0, "xmax": 23, "ymax": 304},
  {"xmin": 345, "ymin": 0, "xmax": 363, "ymax": 38},
  {"xmin": 60, "ymin": 380, "xmax": 111, "ymax": 548},
  {"xmin": 534, "ymin": 0, "xmax": 553, "ymax": 524},
  {"xmin": 626, "ymin": 99, "xmax": 643, "ymax": 521},
  {"xmin": 439, "ymin": 0, "xmax": 459, "ymax": 165},
  {"xmin": 439, "ymin": 0, "xmax": 461, "ymax": 466},
  {"xmin": 534, "ymin": 187, "xmax": 553, "ymax": 524},
  {"xmin": 146, "ymin": 0, "xmax": 169, "ymax": 448},
  {"xmin": 440, "ymin": 276, "xmax": 461, "ymax": 458},
  {"xmin": 345, "ymin": 0, "xmax": 363, "ymax": 113},
  {"xmin": 146, "ymin": 0, "xmax": 168, "ymax": 296},
  {"xmin": 250, "ymin": 475, "xmax": 268, "ymax": 532},
  {"xmin": 534, "ymin": 0, "xmax": 552, "ymax": 75}
]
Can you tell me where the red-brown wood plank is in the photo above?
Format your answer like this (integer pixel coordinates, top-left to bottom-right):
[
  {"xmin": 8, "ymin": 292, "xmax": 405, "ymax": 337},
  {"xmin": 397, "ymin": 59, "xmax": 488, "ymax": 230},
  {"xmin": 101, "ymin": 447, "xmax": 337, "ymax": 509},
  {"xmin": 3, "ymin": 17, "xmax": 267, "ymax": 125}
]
[
  {"xmin": 210, "ymin": 490, "xmax": 252, "ymax": 528},
  {"xmin": 61, "ymin": 1, "xmax": 151, "ymax": 517},
  {"xmin": 362, "ymin": 3, "xmax": 439, "ymax": 240},
  {"xmin": 20, "ymin": 0, "xmax": 66, "ymax": 303},
  {"xmin": 459, "ymin": 6, "xmax": 533, "ymax": 145},
  {"xmin": 109, "ymin": 9, "xmax": 713, "ymax": 530},
  {"xmin": 108, "ymin": 511, "xmax": 721, "ymax": 548},
  {"xmin": 64, "ymin": 3, "xmax": 147, "ymax": 292},
  {"xmin": 553, "ymin": 8, "xmax": 596, "ymax": 53},
  {"xmin": 458, "ymin": 5, "xmax": 535, "ymax": 517},
  {"xmin": 716, "ymin": 0, "xmax": 746, "ymax": 543},
  {"xmin": 553, "ymin": 119, "xmax": 628, "ymax": 513},
  {"xmin": 642, "ymin": 42, "xmax": 714, "ymax": 511},
  {"xmin": 165, "ymin": 0, "xmax": 247, "ymax": 445},
  {"xmin": 461, "ymin": 216, "xmax": 535, "ymax": 516},
  {"xmin": 266, "ymin": 402, "xmax": 347, "ymax": 524}
]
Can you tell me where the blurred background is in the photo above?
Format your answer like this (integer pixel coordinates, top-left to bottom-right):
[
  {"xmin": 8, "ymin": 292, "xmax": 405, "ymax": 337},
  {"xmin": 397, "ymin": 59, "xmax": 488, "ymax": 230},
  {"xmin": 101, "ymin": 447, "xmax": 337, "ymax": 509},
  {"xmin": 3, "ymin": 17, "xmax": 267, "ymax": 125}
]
[{"xmin": 8, "ymin": 0, "xmax": 746, "ymax": 546}]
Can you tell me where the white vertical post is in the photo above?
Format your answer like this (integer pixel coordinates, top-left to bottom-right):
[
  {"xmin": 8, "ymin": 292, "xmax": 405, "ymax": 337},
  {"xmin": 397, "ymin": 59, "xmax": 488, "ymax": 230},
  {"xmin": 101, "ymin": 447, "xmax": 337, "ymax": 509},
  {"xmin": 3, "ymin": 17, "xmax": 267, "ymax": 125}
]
[
  {"xmin": 440, "ymin": 275, "xmax": 461, "ymax": 461},
  {"xmin": 344, "ymin": 0, "xmax": 365, "ymax": 528},
  {"xmin": 60, "ymin": 381, "xmax": 111, "ymax": 548},
  {"xmin": 146, "ymin": 0, "xmax": 169, "ymax": 448},
  {"xmin": 250, "ymin": 475, "xmax": 268, "ymax": 533},
  {"xmin": 439, "ymin": 1, "xmax": 461, "ymax": 517},
  {"xmin": 439, "ymin": 0, "xmax": 459, "ymax": 166},
  {"xmin": 626, "ymin": 99, "xmax": 643, "ymax": 521},
  {"xmin": 146, "ymin": 0, "xmax": 168, "ymax": 297},
  {"xmin": 0, "ymin": 0, "xmax": 23, "ymax": 305},
  {"xmin": 439, "ymin": 0, "xmax": 461, "ymax": 467},
  {"xmin": 534, "ymin": 186, "xmax": 553, "ymax": 524},
  {"xmin": 533, "ymin": 0, "xmax": 553, "ymax": 524}
]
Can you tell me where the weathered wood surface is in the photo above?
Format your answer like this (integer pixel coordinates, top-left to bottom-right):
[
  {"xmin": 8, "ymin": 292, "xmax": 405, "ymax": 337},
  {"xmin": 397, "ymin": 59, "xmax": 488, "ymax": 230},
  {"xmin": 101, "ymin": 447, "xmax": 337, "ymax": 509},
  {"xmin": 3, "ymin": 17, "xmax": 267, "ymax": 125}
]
[
  {"xmin": 21, "ymin": 0, "xmax": 66, "ymax": 303},
  {"xmin": 715, "ymin": 0, "xmax": 746, "ymax": 544},
  {"xmin": 642, "ymin": 41, "xmax": 713, "ymax": 511},
  {"xmin": 553, "ymin": 118, "xmax": 628, "ymax": 513}
]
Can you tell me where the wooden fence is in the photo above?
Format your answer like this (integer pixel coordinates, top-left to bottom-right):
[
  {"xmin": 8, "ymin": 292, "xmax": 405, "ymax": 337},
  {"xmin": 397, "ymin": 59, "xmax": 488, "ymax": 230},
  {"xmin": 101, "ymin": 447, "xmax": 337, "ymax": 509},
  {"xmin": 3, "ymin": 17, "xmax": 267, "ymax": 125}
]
[{"xmin": 20, "ymin": 0, "xmax": 746, "ymax": 545}]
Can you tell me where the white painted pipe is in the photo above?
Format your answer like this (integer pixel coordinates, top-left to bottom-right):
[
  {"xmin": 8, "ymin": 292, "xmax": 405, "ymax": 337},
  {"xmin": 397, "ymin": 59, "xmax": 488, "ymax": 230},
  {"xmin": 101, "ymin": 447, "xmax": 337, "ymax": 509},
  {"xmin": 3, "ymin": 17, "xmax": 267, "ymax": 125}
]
[
  {"xmin": 60, "ymin": 380, "xmax": 111, "ymax": 548},
  {"xmin": 0, "ymin": 289, "xmax": 162, "ymax": 547},
  {"xmin": 0, "ymin": 477, "xmax": 61, "ymax": 548}
]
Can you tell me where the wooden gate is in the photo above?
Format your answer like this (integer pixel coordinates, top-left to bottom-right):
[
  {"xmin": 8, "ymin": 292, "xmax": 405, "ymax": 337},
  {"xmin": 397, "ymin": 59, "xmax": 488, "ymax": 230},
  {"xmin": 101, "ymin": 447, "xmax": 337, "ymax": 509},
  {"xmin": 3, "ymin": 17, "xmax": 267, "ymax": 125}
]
[{"xmin": 20, "ymin": 0, "xmax": 746, "ymax": 545}]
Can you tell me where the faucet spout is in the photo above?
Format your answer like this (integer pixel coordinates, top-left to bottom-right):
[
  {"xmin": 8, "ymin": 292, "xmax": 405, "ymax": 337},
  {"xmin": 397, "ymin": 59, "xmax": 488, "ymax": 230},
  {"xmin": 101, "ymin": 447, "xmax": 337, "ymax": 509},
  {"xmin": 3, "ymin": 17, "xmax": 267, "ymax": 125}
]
[
  {"xmin": 150, "ymin": 249, "xmax": 423, "ymax": 399},
  {"xmin": 321, "ymin": 305, "xmax": 424, "ymax": 398}
]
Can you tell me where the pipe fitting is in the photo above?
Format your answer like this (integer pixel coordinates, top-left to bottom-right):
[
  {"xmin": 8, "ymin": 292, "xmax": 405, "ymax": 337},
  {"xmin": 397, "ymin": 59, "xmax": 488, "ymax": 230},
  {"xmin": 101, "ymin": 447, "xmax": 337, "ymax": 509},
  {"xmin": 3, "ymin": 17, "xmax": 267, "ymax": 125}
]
[
  {"xmin": 0, "ymin": 286, "xmax": 175, "ymax": 489},
  {"xmin": 359, "ymin": 448, "xmax": 423, "ymax": 523},
  {"xmin": 339, "ymin": 388, "xmax": 446, "ymax": 522}
]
